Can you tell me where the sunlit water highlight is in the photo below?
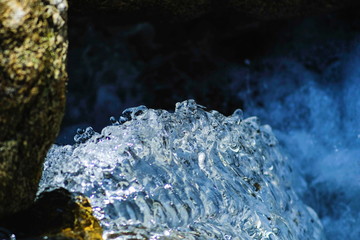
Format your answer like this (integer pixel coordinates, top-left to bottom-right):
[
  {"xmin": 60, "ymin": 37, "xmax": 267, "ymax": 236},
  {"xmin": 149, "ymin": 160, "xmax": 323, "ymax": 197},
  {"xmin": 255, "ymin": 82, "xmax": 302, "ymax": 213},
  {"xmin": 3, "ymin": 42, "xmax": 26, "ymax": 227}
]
[{"xmin": 39, "ymin": 100, "xmax": 325, "ymax": 239}]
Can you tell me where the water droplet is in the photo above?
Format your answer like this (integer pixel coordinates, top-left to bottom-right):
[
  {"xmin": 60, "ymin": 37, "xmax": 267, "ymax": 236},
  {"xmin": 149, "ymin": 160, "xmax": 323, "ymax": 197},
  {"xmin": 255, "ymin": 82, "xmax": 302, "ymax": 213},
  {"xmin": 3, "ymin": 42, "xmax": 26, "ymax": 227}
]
[
  {"xmin": 109, "ymin": 116, "xmax": 118, "ymax": 125},
  {"xmin": 76, "ymin": 128, "xmax": 84, "ymax": 134},
  {"xmin": 272, "ymin": 227, "xmax": 280, "ymax": 235},
  {"xmin": 85, "ymin": 126, "xmax": 94, "ymax": 135},
  {"xmin": 122, "ymin": 105, "xmax": 148, "ymax": 121},
  {"xmin": 119, "ymin": 116, "xmax": 128, "ymax": 124},
  {"xmin": 74, "ymin": 126, "xmax": 96, "ymax": 143}
]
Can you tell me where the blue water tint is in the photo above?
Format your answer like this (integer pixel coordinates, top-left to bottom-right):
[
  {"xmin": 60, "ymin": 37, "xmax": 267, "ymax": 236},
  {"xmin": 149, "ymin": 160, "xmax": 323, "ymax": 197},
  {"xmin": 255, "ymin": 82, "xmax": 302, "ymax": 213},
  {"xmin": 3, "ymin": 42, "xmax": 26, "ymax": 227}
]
[
  {"xmin": 236, "ymin": 45, "xmax": 360, "ymax": 240},
  {"xmin": 39, "ymin": 100, "xmax": 324, "ymax": 239}
]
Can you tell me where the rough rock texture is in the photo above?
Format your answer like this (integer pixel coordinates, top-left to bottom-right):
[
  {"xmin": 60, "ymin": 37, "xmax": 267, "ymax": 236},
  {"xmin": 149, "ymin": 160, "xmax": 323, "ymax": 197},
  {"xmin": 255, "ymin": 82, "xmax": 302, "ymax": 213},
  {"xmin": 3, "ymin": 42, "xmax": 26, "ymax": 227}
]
[
  {"xmin": 69, "ymin": 0, "xmax": 359, "ymax": 21},
  {"xmin": 0, "ymin": 0, "xmax": 68, "ymax": 217}
]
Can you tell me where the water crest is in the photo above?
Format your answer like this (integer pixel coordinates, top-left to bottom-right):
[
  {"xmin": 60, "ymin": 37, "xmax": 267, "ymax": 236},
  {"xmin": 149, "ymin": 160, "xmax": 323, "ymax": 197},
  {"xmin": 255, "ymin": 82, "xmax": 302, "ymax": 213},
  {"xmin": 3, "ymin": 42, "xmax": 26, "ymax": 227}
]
[{"xmin": 39, "ymin": 100, "xmax": 325, "ymax": 240}]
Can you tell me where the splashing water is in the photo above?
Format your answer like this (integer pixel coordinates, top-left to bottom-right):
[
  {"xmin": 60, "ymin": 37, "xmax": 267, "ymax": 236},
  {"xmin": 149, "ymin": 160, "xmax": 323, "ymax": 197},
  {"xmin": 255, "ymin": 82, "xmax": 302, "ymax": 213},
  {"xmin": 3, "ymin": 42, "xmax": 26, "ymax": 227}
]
[
  {"xmin": 39, "ymin": 100, "xmax": 325, "ymax": 239},
  {"xmin": 235, "ymin": 50, "xmax": 360, "ymax": 239}
]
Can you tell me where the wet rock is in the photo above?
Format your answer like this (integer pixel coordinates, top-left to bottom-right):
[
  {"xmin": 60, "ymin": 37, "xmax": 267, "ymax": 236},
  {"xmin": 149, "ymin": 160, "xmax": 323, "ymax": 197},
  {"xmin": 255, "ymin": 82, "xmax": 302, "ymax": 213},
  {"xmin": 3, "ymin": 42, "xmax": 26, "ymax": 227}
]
[
  {"xmin": 0, "ymin": 0, "xmax": 68, "ymax": 217},
  {"xmin": 0, "ymin": 188, "xmax": 102, "ymax": 240}
]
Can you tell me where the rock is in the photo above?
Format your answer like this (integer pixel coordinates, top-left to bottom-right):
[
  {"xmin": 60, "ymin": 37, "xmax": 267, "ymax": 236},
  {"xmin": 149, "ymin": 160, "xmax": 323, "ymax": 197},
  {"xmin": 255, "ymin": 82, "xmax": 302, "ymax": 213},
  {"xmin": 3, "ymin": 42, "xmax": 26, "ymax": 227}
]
[
  {"xmin": 0, "ymin": 0, "xmax": 68, "ymax": 217},
  {"xmin": 40, "ymin": 100, "xmax": 326, "ymax": 239},
  {"xmin": 0, "ymin": 188, "xmax": 103, "ymax": 240}
]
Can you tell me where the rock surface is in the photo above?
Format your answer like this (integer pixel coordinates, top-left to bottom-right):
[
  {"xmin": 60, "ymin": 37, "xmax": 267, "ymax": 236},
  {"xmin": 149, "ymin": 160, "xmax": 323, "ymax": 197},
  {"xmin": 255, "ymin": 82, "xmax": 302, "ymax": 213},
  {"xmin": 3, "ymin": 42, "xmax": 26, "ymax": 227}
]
[
  {"xmin": 0, "ymin": 188, "xmax": 103, "ymax": 240},
  {"xmin": 40, "ymin": 100, "xmax": 326, "ymax": 239},
  {"xmin": 0, "ymin": 0, "xmax": 68, "ymax": 217}
]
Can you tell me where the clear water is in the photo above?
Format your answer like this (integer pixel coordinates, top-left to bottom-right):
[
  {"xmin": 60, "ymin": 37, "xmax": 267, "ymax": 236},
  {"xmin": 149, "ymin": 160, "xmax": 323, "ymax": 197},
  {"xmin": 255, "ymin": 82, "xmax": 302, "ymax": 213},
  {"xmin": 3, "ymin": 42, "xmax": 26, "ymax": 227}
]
[{"xmin": 39, "ymin": 100, "xmax": 325, "ymax": 239}]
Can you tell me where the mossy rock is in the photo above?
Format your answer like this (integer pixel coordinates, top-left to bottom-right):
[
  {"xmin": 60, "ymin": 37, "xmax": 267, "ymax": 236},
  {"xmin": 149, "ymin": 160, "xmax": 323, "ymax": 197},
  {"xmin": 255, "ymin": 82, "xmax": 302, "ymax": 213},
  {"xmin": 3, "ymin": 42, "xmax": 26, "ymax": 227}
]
[{"xmin": 0, "ymin": 0, "xmax": 68, "ymax": 217}]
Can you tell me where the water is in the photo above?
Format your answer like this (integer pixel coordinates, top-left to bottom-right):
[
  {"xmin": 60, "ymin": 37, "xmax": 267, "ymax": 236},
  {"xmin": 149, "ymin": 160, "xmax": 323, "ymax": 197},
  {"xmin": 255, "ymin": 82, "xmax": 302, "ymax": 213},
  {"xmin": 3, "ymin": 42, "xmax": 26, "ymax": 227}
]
[
  {"xmin": 234, "ymin": 46, "xmax": 360, "ymax": 239},
  {"xmin": 39, "ymin": 100, "xmax": 325, "ymax": 239}
]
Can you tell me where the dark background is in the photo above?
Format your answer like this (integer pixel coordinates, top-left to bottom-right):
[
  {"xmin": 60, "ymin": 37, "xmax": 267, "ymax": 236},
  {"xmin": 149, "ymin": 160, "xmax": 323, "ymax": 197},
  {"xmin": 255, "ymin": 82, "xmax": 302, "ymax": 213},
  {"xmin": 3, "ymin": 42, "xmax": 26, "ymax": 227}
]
[
  {"xmin": 59, "ymin": 6, "xmax": 360, "ymax": 143},
  {"xmin": 59, "ymin": 5, "xmax": 360, "ymax": 239}
]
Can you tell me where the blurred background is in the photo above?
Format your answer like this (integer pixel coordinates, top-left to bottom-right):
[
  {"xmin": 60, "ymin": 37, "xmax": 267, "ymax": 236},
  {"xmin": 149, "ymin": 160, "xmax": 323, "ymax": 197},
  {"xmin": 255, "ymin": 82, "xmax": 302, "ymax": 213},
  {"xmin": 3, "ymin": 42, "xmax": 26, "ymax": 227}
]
[{"xmin": 59, "ymin": 5, "xmax": 360, "ymax": 239}]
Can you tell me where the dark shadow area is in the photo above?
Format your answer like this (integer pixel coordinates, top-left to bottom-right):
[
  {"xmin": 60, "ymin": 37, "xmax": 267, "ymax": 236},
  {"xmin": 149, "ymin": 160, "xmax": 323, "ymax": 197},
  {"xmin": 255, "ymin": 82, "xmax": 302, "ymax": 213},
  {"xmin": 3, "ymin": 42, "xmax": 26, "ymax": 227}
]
[{"xmin": 60, "ymin": 7, "xmax": 360, "ymax": 144}]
